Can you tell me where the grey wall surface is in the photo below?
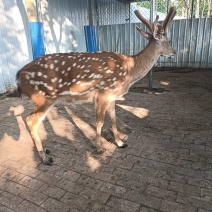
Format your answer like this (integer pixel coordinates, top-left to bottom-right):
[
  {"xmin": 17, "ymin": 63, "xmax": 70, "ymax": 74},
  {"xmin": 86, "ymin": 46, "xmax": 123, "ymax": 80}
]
[
  {"xmin": 97, "ymin": 18, "xmax": 212, "ymax": 68},
  {"xmin": 0, "ymin": 0, "xmax": 33, "ymax": 93},
  {"xmin": 38, "ymin": 0, "xmax": 89, "ymax": 54}
]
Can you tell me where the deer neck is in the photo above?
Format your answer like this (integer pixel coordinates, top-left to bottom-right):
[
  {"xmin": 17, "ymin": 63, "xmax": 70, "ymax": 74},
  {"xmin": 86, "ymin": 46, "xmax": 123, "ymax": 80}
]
[{"xmin": 130, "ymin": 40, "xmax": 160, "ymax": 84}]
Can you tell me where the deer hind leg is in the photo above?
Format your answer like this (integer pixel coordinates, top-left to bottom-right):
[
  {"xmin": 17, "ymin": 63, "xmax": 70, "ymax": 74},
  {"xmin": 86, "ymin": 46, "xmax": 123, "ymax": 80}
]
[
  {"xmin": 26, "ymin": 97, "xmax": 55, "ymax": 165},
  {"xmin": 95, "ymin": 97, "xmax": 109, "ymax": 153},
  {"xmin": 107, "ymin": 101, "xmax": 128, "ymax": 148}
]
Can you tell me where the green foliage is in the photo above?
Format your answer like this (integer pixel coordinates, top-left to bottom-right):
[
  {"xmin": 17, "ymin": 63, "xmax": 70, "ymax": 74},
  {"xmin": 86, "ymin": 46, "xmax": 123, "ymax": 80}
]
[{"xmin": 133, "ymin": 0, "xmax": 211, "ymax": 18}]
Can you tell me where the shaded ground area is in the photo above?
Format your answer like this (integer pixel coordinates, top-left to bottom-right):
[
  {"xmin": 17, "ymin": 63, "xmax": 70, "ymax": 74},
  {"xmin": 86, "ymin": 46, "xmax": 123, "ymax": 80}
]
[{"xmin": 0, "ymin": 69, "xmax": 211, "ymax": 212}]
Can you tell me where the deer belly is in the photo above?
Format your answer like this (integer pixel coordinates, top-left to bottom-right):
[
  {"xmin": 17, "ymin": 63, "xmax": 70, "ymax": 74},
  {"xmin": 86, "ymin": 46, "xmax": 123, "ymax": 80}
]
[{"xmin": 58, "ymin": 90, "xmax": 97, "ymax": 104}]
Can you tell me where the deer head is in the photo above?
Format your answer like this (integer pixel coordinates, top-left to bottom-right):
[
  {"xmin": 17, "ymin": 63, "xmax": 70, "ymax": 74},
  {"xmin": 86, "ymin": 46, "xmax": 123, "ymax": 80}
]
[{"xmin": 134, "ymin": 7, "xmax": 176, "ymax": 58}]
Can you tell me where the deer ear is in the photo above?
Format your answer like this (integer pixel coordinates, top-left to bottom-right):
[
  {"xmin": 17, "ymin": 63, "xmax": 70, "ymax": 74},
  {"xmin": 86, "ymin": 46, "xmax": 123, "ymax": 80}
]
[{"xmin": 135, "ymin": 25, "xmax": 150, "ymax": 40}]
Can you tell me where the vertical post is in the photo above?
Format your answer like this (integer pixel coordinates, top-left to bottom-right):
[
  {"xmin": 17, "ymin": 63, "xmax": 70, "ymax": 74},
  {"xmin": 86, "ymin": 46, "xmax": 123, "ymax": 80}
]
[
  {"xmin": 148, "ymin": 0, "xmax": 156, "ymax": 89},
  {"xmin": 24, "ymin": 0, "xmax": 45, "ymax": 59}
]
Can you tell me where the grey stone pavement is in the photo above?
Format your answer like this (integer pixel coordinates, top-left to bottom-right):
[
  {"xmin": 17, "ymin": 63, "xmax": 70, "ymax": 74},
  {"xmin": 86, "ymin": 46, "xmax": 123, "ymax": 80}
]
[{"xmin": 0, "ymin": 68, "xmax": 212, "ymax": 212}]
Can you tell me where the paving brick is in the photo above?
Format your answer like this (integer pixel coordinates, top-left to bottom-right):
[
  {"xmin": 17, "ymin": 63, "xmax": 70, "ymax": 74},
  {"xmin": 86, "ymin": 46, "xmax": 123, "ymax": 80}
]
[
  {"xmin": 139, "ymin": 206, "xmax": 158, "ymax": 212},
  {"xmin": 37, "ymin": 171, "xmax": 62, "ymax": 185},
  {"xmin": 148, "ymin": 160, "xmax": 176, "ymax": 173},
  {"xmin": 177, "ymin": 192, "xmax": 212, "ymax": 211},
  {"xmin": 57, "ymin": 178, "xmax": 84, "ymax": 194},
  {"xmin": 0, "ymin": 192, "xmax": 23, "ymax": 210},
  {"xmin": 160, "ymin": 200, "xmax": 197, "ymax": 212},
  {"xmin": 158, "ymin": 170, "xmax": 188, "ymax": 184},
  {"xmin": 38, "ymin": 183, "xmax": 66, "ymax": 200},
  {"xmin": 77, "ymin": 174, "xmax": 104, "ymax": 189},
  {"xmin": 116, "ymin": 176, "xmax": 146, "ymax": 192},
  {"xmin": 201, "ymin": 188, "xmax": 212, "ymax": 202},
  {"xmin": 128, "ymin": 190, "xmax": 162, "ymax": 210},
  {"xmin": 168, "ymin": 181, "xmax": 201, "ymax": 196},
  {"xmin": 18, "ymin": 165, "xmax": 43, "ymax": 178},
  {"xmin": 55, "ymin": 168, "xmax": 81, "ymax": 181},
  {"xmin": 139, "ymin": 175, "xmax": 169, "ymax": 189},
  {"xmin": 41, "ymin": 197, "xmax": 71, "ymax": 212},
  {"xmin": 0, "ymin": 205, "xmax": 15, "ymax": 212},
  {"xmin": 4, "ymin": 181, "xmax": 27, "ymax": 196},
  {"xmin": 106, "ymin": 195, "xmax": 140, "ymax": 212},
  {"xmin": 100, "ymin": 181, "xmax": 130, "ymax": 198},
  {"xmin": 188, "ymin": 178, "xmax": 212, "ymax": 189},
  {"xmin": 112, "ymin": 167, "xmax": 141, "ymax": 181},
  {"xmin": 18, "ymin": 200, "xmax": 47, "ymax": 212},
  {"xmin": 18, "ymin": 176, "xmax": 45, "ymax": 190},
  {"xmin": 19, "ymin": 187, "xmax": 48, "ymax": 205},
  {"xmin": 80, "ymin": 186, "xmax": 110, "ymax": 204},
  {"xmin": 145, "ymin": 185, "xmax": 177, "ymax": 201},
  {"xmin": 198, "ymin": 209, "xmax": 212, "ymax": 212},
  {"xmin": 60, "ymin": 192, "xmax": 94, "ymax": 211},
  {"xmin": 1, "ymin": 169, "xmax": 25, "ymax": 182},
  {"xmin": 109, "ymin": 157, "xmax": 134, "ymax": 169}
]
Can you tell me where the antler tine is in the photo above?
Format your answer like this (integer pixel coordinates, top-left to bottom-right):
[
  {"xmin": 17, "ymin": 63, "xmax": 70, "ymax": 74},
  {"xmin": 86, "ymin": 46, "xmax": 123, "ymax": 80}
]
[
  {"xmin": 163, "ymin": 7, "xmax": 176, "ymax": 33},
  {"xmin": 134, "ymin": 10, "xmax": 153, "ymax": 32},
  {"xmin": 154, "ymin": 15, "xmax": 159, "ymax": 23}
]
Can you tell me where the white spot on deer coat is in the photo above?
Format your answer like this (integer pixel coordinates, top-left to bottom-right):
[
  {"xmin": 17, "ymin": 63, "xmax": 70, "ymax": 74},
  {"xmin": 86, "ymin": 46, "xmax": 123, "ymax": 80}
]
[
  {"xmin": 73, "ymin": 63, "xmax": 76, "ymax": 67},
  {"xmin": 37, "ymin": 72, "xmax": 42, "ymax": 76},
  {"xmin": 29, "ymin": 72, "xmax": 35, "ymax": 78},
  {"xmin": 51, "ymin": 77, "xmax": 57, "ymax": 83},
  {"xmin": 59, "ymin": 79, "xmax": 62, "ymax": 83},
  {"xmin": 106, "ymin": 70, "xmax": 114, "ymax": 74},
  {"xmin": 67, "ymin": 67, "xmax": 71, "ymax": 71},
  {"xmin": 55, "ymin": 67, "xmax": 59, "ymax": 72},
  {"xmin": 44, "ymin": 64, "xmax": 48, "ymax": 69},
  {"xmin": 88, "ymin": 73, "xmax": 94, "ymax": 78},
  {"xmin": 54, "ymin": 60, "xmax": 58, "ymax": 63},
  {"xmin": 59, "ymin": 84, "xmax": 63, "ymax": 88},
  {"xmin": 113, "ymin": 77, "xmax": 117, "ymax": 81},
  {"xmin": 29, "ymin": 80, "xmax": 34, "ymax": 85},
  {"xmin": 50, "ymin": 64, "xmax": 54, "ymax": 70},
  {"xmin": 72, "ymin": 79, "xmax": 76, "ymax": 82},
  {"xmin": 62, "ymin": 61, "xmax": 66, "ymax": 65},
  {"xmin": 100, "ymin": 81, "xmax": 105, "ymax": 85},
  {"xmin": 47, "ymin": 86, "xmax": 53, "ymax": 90}
]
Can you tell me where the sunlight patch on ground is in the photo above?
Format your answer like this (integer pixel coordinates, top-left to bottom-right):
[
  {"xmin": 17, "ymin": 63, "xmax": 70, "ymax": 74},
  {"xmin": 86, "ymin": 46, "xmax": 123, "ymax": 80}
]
[
  {"xmin": 86, "ymin": 152, "xmax": 101, "ymax": 171},
  {"xmin": 117, "ymin": 104, "xmax": 149, "ymax": 119},
  {"xmin": 160, "ymin": 80, "xmax": 170, "ymax": 86}
]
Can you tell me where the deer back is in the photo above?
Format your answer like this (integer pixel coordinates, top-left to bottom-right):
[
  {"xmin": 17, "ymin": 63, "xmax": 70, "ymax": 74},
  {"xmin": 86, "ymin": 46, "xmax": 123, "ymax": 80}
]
[{"xmin": 17, "ymin": 52, "xmax": 134, "ymax": 102}]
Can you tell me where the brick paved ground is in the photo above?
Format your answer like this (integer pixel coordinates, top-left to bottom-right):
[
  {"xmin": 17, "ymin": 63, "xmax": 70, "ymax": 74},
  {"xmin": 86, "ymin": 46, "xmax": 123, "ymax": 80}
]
[{"xmin": 0, "ymin": 68, "xmax": 211, "ymax": 212}]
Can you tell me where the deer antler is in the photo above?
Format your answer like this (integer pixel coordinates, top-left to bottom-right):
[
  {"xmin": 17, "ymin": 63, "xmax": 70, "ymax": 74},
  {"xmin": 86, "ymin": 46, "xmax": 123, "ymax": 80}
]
[
  {"xmin": 134, "ymin": 10, "xmax": 153, "ymax": 33},
  {"xmin": 163, "ymin": 7, "xmax": 177, "ymax": 33},
  {"xmin": 135, "ymin": 10, "xmax": 164, "ymax": 40}
]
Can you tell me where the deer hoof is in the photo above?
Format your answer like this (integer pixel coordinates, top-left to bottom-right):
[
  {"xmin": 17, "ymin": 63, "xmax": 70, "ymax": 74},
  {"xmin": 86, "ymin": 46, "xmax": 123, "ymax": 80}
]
[
  {"xmin": 45, "ymin": 148, "xmax": 51, "ymax": 154},
  {"xmin": 43, "ymin": 156, "xmax": 53, "ymax": 166},
  {"xmin": 118, "ymin": 143, "xmax": 128, "ymax": 148},
  {"xmin": 96, "ymin": 147, "xmax": 106, "ymax": 154}
]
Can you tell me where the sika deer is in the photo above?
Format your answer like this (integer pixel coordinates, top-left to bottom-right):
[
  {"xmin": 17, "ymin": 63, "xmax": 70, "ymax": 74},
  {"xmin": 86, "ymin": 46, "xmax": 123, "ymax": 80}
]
[{"xmin": 16, "ymin": 7, "xmax": 176, "ymax": 165}]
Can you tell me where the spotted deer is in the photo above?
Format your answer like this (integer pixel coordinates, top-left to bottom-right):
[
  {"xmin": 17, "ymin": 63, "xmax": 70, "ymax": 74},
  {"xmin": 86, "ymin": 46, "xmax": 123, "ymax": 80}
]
[{"xmin": 16, "ymin": 7, "xmax": 176, "ymax": 165}]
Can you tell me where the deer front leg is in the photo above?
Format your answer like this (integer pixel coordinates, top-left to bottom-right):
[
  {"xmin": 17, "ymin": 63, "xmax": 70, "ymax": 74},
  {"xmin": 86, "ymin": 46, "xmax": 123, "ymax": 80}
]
[{"xmin": 107, "ymin": 101, "xmax": 128, "ymax": 148}]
